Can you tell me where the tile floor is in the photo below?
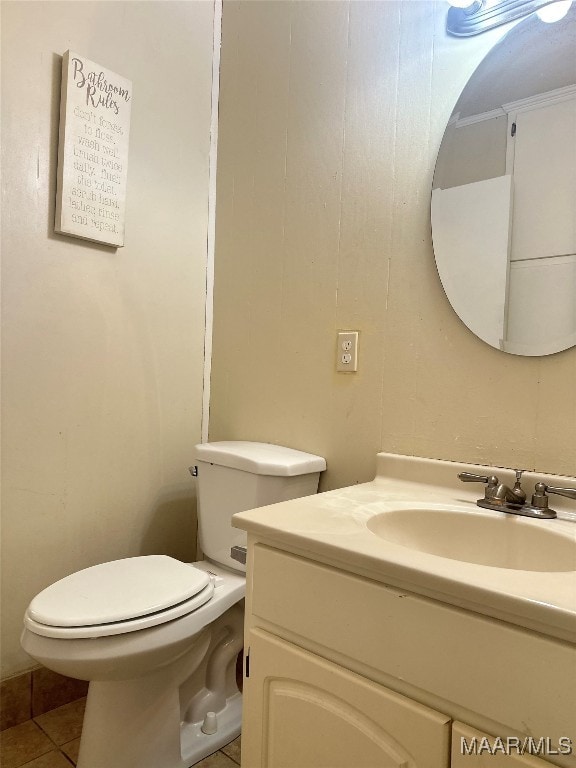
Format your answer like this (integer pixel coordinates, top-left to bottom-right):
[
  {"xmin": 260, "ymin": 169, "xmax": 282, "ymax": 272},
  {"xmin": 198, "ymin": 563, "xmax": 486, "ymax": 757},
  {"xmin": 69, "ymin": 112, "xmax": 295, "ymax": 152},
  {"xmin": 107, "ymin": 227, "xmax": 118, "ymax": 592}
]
[{"xmin": 0, "ymin": 697, "xmax": 242, "ymax": 768}]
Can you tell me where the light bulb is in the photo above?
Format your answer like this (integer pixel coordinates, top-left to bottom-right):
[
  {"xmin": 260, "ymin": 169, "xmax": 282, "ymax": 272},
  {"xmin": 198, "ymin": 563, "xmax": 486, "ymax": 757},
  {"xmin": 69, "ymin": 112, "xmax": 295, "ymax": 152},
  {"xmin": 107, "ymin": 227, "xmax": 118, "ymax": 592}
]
[{"xmin": 536, "ymin": 0, "xmax": 572, "ymax": 22}]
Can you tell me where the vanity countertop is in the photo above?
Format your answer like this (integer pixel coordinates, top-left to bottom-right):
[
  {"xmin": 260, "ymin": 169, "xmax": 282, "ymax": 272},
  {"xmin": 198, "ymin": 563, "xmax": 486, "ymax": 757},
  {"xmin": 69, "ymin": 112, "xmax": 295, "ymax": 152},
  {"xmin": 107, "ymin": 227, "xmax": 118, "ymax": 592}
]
[{"xmin": 233, "ymin": 453, "xmax": 576, "ymax": 643}]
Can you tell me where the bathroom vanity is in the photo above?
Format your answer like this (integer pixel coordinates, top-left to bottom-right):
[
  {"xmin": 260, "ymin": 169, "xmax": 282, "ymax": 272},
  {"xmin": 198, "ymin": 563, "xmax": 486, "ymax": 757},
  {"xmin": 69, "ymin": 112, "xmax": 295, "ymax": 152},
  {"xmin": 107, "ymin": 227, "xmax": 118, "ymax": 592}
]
[{"xmin": 233, "ymin": 454, "xmax": 576, "ymax": 768}]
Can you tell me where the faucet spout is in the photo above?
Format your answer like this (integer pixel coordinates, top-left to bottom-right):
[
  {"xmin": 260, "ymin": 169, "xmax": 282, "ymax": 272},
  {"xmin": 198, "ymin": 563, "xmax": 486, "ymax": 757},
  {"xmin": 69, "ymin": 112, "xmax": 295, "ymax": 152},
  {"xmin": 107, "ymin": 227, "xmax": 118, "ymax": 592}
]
[
  {"xmin": 493, "ymin": 470, "xmax": 526, "ymax": 505},
  {"xmin": 492, "ymin": 482, "xmax": 519, "ymax": 503}
]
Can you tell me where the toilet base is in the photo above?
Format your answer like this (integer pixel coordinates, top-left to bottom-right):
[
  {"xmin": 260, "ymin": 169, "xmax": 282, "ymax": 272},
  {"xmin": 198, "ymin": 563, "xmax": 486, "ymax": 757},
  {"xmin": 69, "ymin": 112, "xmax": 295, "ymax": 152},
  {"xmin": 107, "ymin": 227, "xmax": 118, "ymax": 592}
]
[
  {"xmin": 76, "ymin": 678, "xmax": 242, "ymax": 768},
  {"xmin": 74, "ymin": 598, "xmax": 245, "ymax": 768},
  {"xmin": 181, "ymin": 692, "xmax": 242, "ymax": 766}
]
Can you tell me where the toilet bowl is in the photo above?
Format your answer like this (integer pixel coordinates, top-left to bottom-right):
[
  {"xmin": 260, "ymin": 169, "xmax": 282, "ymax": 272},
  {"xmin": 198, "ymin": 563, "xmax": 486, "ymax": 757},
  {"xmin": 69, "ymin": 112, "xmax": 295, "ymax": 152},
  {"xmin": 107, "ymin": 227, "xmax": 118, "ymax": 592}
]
[
  {"xmin": 21, "ymin": 442, "xmax": 325, "ymax": 768},
  {"xmin": 22, "ymin": 559, "xmax": 245, "ymax": 768}
]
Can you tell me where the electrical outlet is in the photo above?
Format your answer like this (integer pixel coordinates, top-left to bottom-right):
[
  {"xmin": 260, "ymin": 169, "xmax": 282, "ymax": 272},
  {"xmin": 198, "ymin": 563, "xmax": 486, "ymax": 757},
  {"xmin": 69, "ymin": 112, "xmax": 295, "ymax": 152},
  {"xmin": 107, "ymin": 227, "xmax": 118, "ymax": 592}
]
[{"xmin": 336, "ymin": 331, "xmax": 359, "ymax": 372}]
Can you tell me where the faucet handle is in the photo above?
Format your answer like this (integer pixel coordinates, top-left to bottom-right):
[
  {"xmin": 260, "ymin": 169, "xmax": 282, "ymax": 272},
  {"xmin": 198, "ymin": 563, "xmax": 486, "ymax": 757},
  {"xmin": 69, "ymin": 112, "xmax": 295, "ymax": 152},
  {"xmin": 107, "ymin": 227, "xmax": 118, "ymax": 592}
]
[
  {"xmin": 458, "ymin": 472, "xmax": 498, "ymax": 486},
  {"xmin": 458, "ymin": 472, "xmax": 499, "ymax": 501},
  {"xmin": 544, "ymin": 484, "xmax": 576, "ymax": 500},
  {"xmin": 531, "ymin": 482, "xmax": 576, "ymax": 509}
]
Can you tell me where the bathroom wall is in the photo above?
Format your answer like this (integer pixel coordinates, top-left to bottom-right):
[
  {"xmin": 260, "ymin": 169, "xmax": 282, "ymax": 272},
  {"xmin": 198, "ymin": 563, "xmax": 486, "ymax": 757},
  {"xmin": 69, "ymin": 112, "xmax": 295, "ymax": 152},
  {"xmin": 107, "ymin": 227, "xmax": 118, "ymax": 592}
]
[
  {"xmin": 1, "ymin": 1, "xmax": 215, "ymax": 678},
  {"xmin": 209, "ymin": 0, "xmax": 576, "ymax": 489}
]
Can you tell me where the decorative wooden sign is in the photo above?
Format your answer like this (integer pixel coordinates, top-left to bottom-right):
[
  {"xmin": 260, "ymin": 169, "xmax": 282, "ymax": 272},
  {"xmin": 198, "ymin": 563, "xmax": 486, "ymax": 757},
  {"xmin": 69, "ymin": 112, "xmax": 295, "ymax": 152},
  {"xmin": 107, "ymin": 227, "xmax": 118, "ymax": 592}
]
[{"xmin": 55, "ymin": 51, "xmax": 132, "ymax": 247}]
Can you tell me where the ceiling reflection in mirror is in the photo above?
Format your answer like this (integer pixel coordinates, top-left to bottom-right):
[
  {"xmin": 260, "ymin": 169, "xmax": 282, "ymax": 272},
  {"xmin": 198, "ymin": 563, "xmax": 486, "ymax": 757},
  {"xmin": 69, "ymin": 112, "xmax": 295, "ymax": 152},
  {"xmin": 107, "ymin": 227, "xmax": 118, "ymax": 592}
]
[{"xmin": 432, "ymin": 8, "xmax": 576, "ymax": 356}]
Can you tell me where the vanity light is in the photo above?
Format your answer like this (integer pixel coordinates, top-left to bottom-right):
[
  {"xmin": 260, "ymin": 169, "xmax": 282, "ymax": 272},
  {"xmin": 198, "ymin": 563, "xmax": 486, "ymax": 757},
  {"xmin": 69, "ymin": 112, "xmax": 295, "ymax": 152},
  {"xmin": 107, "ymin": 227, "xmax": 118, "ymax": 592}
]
[
  {"xmin": 447, "ymin": 0, "xmax": 572, "ymax": 35},
  {"xmin": 536, "ymin": 0, "xmax": 572, "ymax": 21}
]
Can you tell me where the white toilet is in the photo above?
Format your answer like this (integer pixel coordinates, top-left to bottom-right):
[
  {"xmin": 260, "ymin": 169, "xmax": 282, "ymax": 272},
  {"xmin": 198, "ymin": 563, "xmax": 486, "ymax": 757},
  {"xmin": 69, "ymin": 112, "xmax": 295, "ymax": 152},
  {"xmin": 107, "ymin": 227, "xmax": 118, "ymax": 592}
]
[{"xmin": 21, "ymin": 441, "xmax": 325, "ymax": 768}]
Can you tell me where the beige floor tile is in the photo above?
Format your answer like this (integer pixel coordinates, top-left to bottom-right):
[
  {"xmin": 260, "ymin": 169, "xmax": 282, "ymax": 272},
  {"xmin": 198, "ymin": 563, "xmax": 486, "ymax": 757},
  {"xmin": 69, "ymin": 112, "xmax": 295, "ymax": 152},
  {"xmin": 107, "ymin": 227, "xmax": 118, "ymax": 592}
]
[
  {"xmin": 0, "ymin": 673, "xmax": 32, "ymax": 731},
  {"xmin": 60, "ymin": 737, "xmax": 80, "ymax": 764},
  {"xmin": 33, "ymin": 699, "xmax": 85, "ymax": 746},
  {"xmin": 0, "ymin": 720, "xmax": 55, "ymax": 768},
  {"xmin": 193, "ymin": 749, "xmax": 239, "ymax": 768},
  {"xmin": 220, "ymin": 736, "xmax": 241, "ymax": 765},
  {"xmin": 31, "ymin": 668, "xmax": 88, "ymax": 718},
  {"xmin": 20, "ymin": 750, "xmax": 73, "ymax": 767}
]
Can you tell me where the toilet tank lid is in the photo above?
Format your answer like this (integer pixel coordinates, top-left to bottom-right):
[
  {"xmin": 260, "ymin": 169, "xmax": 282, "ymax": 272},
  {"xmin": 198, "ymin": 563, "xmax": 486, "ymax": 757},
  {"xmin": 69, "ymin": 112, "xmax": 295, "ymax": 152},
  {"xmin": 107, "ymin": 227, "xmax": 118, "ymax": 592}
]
[{"xmin": 194, "ymin": 441, "xmax": 326, "ymax": 476}]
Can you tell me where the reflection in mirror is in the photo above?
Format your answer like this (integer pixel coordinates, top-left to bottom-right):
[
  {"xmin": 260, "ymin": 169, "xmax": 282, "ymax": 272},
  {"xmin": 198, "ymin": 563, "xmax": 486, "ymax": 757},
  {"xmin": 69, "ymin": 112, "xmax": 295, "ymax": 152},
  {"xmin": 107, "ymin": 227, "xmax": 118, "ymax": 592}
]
[{"xmin": 432, "ymin": 8, "xmax": 576, "ymax": 356}]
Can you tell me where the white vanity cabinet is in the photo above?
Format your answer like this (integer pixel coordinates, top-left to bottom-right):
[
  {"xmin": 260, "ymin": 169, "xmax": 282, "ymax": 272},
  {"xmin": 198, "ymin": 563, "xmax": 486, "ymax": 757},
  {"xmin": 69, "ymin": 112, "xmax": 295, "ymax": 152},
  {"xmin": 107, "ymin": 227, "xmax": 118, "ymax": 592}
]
[
  {"xmin": 240, "ymin": 542, "xmax": 573, "ymax": 768},
  {"xmin": 242, "ymin": 628, "xmax": 450, "ymax": 767}
]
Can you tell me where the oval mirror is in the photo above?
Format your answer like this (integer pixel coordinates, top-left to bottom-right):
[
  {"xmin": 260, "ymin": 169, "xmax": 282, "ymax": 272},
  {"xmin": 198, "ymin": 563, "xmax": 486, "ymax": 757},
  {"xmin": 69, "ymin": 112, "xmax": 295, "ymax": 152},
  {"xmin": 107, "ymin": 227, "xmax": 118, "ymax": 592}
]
[{"xmin": 432, "ymin": 8, "xmax": 576, "ymax": 356}]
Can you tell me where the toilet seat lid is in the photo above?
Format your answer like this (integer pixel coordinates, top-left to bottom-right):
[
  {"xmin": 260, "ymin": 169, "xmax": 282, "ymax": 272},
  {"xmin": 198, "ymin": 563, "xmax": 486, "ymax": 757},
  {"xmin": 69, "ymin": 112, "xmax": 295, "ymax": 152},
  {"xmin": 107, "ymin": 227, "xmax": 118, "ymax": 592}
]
[{"xmin": 28, "ymin": 556, "xmax": 211, "ymax": 628}]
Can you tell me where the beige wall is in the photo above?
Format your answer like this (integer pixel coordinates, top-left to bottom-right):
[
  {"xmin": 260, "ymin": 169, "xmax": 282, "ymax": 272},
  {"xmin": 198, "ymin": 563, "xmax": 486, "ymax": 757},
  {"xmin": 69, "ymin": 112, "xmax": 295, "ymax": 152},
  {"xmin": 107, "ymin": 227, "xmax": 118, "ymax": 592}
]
[
  {"xmin": 1, "ymin": 1, "xmax": 214, "ymax": 678},
  {"xmin": 210, "ymin": 0, "xmax": 576, "ymax": 490}
]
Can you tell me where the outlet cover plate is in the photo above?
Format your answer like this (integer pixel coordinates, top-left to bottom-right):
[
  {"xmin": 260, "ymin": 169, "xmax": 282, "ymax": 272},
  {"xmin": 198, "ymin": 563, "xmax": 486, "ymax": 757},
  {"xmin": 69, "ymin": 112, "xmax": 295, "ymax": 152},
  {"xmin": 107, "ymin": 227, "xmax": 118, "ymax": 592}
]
[{"xmin": 336, "ymin": 331, "xmax": 359, "ymax": 372}]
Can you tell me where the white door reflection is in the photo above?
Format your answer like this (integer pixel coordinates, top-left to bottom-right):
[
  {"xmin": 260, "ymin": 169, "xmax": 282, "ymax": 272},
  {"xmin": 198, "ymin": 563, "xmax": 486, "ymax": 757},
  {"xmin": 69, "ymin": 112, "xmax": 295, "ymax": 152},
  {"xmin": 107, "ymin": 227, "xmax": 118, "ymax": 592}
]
[{"xmin": 432, "ymin": 8, "xmax": 576, "ymax": 356}]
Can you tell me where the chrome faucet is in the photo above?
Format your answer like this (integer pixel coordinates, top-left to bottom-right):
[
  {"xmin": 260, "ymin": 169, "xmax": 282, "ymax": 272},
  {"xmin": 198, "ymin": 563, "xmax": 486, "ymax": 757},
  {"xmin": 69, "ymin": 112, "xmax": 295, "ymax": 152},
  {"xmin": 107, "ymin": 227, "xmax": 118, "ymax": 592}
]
[
  {"xmin": 458, "ymin": 469, "xmax": 576, "ymax": 519},
  {"xmin": 457, "ymin": 469, "xmax": 566, "ymax": 519},
  {"xmin": 459, "ymin": 469, "xmax": 526, "ymax": 508}
]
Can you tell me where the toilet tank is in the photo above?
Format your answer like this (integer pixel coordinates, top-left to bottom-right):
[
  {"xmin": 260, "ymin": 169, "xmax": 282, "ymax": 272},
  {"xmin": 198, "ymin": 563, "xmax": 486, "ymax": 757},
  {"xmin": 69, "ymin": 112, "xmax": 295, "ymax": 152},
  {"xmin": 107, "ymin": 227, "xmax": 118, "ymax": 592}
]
[{"xmin": 194, "ymin": 441, "xmax": 326, "ymax": 573}]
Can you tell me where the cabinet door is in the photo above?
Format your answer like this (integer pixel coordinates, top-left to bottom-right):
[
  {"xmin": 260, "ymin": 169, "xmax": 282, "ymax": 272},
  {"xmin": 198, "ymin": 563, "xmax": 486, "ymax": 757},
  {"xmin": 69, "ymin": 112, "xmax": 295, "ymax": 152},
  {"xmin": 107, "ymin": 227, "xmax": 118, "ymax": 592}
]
[
  {"xmin": 242, "ymin": 629, "xmax": 450, "ymax": 768},
  {"xmin": 452, "ymin": 723, "xmax": 560, "ymax": 767}
]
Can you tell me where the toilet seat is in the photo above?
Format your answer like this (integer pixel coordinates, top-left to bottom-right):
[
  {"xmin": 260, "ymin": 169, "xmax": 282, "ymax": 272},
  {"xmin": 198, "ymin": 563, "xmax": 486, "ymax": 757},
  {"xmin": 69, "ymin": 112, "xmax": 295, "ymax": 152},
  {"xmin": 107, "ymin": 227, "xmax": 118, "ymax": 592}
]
[{"xmin": 24, "ymin": 556, "xmax": 215, "ymax": 640}]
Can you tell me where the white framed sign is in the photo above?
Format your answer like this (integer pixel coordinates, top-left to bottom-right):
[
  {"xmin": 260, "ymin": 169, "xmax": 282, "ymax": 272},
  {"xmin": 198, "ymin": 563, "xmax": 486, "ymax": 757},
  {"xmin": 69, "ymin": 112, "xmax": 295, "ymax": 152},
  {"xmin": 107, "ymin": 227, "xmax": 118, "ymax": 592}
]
[{"xmin": 55, "ymin": 51, "xmax": 132, "ymax": 247}]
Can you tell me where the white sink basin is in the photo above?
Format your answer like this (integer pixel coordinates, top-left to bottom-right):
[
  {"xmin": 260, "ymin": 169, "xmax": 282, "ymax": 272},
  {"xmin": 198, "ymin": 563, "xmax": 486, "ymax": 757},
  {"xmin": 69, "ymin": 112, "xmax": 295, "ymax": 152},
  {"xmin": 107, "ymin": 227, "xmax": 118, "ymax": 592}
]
[
  {"xmin": 234, "ymin": 454, "xmax": 576, "ymax": 641},
  {"xmin": 366, "ymin": 508, "xmax": 576, "ymax": 572}
]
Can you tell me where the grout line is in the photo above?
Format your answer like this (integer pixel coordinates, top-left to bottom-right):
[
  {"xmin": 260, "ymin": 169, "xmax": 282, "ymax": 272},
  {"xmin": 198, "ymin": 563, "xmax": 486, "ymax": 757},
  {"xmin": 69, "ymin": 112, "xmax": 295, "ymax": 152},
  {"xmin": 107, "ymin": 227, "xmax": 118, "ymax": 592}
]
[
  {"xmin": 18, "ymin": 749, "xmax": 75, "ymax": 768},
  {"xmin": 32, "ymin": 716, "xmax": 65, "ymax": 748},
  {"xmin": 5, "ymin": 717, "xmax": 239, "ymax": 768}
]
